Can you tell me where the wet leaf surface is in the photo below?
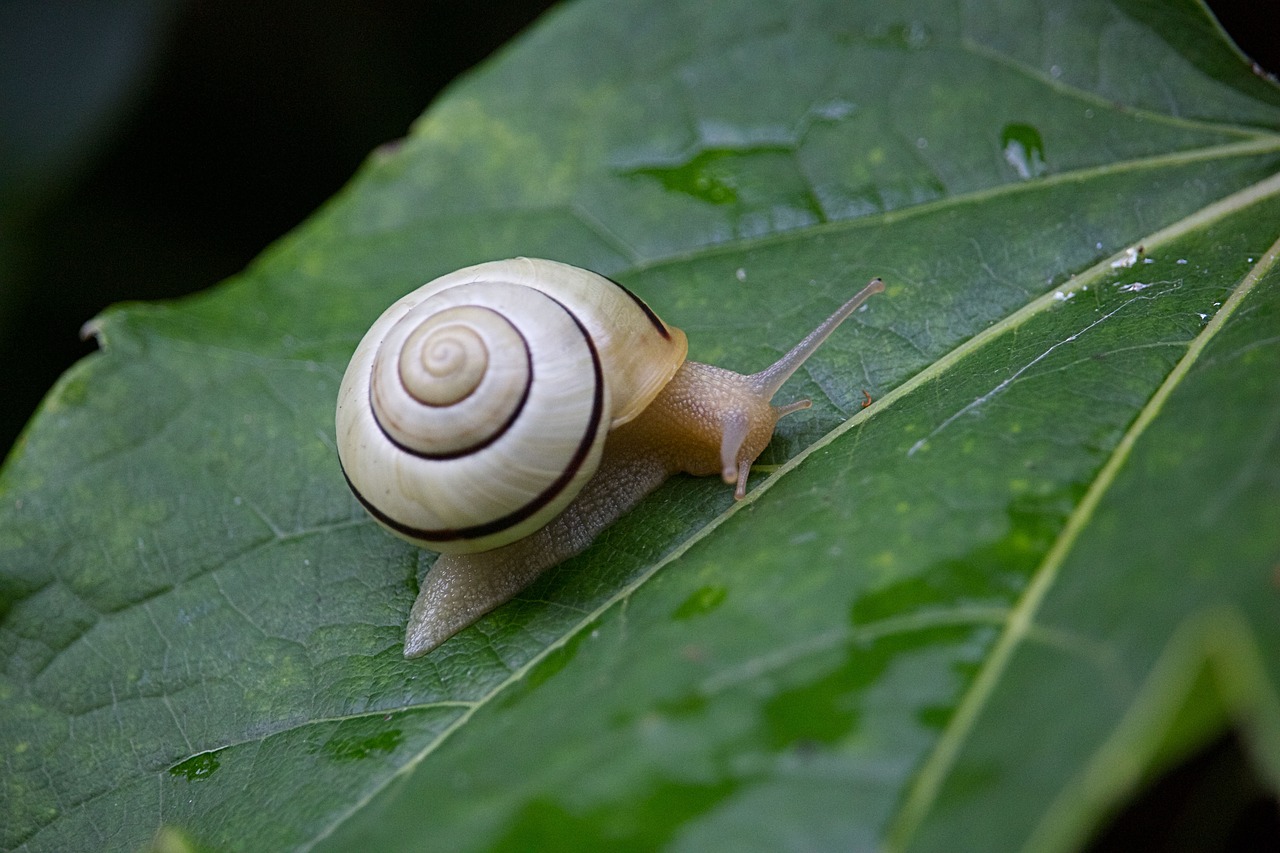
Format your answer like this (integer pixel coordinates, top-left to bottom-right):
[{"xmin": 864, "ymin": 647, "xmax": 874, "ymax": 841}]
[{"xmin": 2, "ymin": 0, "xmax": 1279, "ymax": 850}]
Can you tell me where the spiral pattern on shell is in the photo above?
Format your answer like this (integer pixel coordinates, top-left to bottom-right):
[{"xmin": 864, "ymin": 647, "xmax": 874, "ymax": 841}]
[{"xmin": 335, "ymin": 258, "xmax": 688, "ymax": 554}]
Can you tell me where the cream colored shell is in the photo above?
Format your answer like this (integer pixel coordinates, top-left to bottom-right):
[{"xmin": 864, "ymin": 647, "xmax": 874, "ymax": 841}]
[{"xmin": 335, "ymin": 258, "xmax": 688, "ymax": 553}]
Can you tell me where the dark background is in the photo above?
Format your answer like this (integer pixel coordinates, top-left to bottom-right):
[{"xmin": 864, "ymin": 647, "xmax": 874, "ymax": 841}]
[
  {"xmin": 1, "ymin": 3, "xmax": 1278, "ymax": 847},
  {"xmin": 1, "ymin": 0, "xmax": 561, "ymax": 457}
]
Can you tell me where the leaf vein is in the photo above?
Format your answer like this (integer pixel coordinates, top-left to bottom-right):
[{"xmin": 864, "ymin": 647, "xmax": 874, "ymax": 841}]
[{"xmin": 883, "ymin": 196, "xmax": 1280, "ymax": 850}]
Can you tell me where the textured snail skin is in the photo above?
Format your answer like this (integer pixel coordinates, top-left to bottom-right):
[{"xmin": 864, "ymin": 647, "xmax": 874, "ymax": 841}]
[
  {"xmin": 334, "ymin": 258, "xmax": 884, "ymax": 658},
  {"xmin": 403, "ymin": 362, "xmax": 780, "ymax": 655}
]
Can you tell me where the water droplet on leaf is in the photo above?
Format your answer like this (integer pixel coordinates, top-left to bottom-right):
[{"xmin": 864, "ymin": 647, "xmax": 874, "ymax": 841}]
[{"xmin": 1000, "ymin": 123, "xmax": 1047, "ymax": 179}]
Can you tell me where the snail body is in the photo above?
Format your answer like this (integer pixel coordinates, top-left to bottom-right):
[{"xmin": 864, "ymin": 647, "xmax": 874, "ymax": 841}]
[{"xmin": 336, "ymin": 258, "xmax": 883, "ymax": 657}]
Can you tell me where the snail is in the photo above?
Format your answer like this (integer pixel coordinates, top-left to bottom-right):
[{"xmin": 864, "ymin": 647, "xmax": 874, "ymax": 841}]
[{"xmin": 335, "ymin": 258, "xmax": 884, "ymax": 658}]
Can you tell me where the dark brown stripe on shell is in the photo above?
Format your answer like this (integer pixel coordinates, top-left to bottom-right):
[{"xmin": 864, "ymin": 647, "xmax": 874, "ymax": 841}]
[
  {"xmin": 348, "ymin": 299, "xmax": 606, "ymax": 544},
  {"xmin": 370, "ymin": 321, "xmax": 535, "ymax": 461},
  {"xmin": 601, "ymin": 274, "xmax": 671, "ymax": 340}
]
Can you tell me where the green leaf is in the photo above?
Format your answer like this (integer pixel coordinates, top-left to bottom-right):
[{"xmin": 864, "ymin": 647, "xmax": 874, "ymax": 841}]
[{"xmin": 3, "ymin": 0, "xmax": 1279, "ymax": 850}]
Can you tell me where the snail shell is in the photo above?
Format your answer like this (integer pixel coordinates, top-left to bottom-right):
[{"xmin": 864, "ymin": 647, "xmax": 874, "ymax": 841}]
[{"xmin": 335, "ymin": 258, "xmax": 688, "ymax": 553}]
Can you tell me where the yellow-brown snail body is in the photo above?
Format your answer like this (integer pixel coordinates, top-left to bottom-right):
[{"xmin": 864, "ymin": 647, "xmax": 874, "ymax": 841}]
[{"xmin": 336, "ymin": 258, "xmax": 883, "ymax": 657}]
